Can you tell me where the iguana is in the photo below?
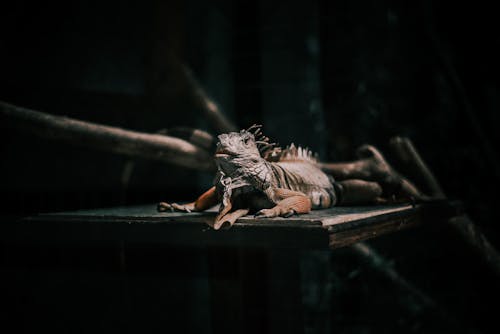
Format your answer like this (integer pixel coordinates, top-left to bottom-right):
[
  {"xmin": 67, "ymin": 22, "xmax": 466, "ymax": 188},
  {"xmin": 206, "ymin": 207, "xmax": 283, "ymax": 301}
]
[{"xmin": 158, "ymin": 125, "xmax": 423, "ymax": 229}]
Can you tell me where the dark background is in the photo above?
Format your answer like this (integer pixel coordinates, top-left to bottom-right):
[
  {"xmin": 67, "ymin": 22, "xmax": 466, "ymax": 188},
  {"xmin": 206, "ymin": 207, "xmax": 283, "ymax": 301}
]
[{"xmin": 1, "ymin": 0, "xmax": 499, "ymax": 333}]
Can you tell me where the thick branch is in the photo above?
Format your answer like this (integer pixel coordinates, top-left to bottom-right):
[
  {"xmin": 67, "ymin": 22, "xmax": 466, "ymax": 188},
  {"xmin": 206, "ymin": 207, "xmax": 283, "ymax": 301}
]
[
  {"xmin": 449, "ymin": 215, "xmax": 500, "ymax": 277},
  {"xmin": 350, "ymin": 242, "xmax": 480, "ymax": 333},
  {"xmin": 0, "ymin": 101, "xmax": 216, "ymax": 172},
  {"xmin": 351, "ymin": 242, "xmax": 441, "ymax": 309},
  {"xmin": 160, "ymin": 127, "xmax": 215, "ymax": 151},
  {"xmin": 390, "ymin": 136, "xmax": 500, "ymax": 276},
  {"xmin": 181, "ymin": 64, "xmax": 238, "ymax": 134},
  {"xmin": 390, "ymin": 136, "xmax": 446, "ymax": 199}
]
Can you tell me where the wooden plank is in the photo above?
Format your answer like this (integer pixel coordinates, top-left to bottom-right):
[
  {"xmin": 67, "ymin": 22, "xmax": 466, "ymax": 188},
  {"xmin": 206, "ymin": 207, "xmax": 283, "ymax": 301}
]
[
  {"xmin": 0, "ymin": 203, "xmax": 448, "ymax": 249},
  {"xmin": 321, "ymin": 205, "xmax": 412, "ymax": 227},
  {"xmin": 33, "ymin": 203, "xmax": 412, "ymax": 227},
  {"xmin": 329, "ymin": 212, "xmax": 421, "ymax": 248},
  {"xmin": 327, "ymin": 205, "xmax": 421, "ymax": 248},
  {"xmin": 3, "ymin": 206, "xmax": 328, "ymax": 248}
]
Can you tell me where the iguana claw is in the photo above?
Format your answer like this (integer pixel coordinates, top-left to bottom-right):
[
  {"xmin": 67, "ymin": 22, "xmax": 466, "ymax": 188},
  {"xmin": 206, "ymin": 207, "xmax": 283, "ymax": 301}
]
[
  {"xmin": 254, "ymin": 207, "xmax": 295, "ymax": 218},
  {"xmin": 157, "ymin": 202, "xmax": 195, "ymax": 213},
  {"xmin": 254, "ymin": 209, "xmax": 273, "ymax": 218}
]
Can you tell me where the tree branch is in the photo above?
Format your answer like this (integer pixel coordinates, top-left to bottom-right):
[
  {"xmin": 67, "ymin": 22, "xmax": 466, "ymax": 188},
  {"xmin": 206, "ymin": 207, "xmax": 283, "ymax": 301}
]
[
  {"xmin": 350, "ymin": 242, "xmax": 481, "ymax": 333},
  {"xmin": 180, "ymin": 64, "xmax": 238, "ymax": 134},
  {"xmin": 390, "ymin": 136, "xmax": 500, "ymax": 277},
  {"xmin": 0, "ymin": 101, "xmax": 216, "ymax": 172},
  {"xmin": 390, "ymin": 136, "xmax": 446, "ymax": 199}
]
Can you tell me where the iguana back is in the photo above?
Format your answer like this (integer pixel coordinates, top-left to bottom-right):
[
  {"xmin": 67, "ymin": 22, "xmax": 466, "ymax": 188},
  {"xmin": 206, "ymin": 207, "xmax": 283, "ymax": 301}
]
[{"xmin": 268, "ymin": 144, "xmax": 337, "ymax": 209}]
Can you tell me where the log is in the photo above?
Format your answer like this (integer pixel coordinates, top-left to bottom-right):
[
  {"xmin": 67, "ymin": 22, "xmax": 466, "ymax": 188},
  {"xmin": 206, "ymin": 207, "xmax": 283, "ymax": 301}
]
[
  {"xmin": 181, "ymin": 64, "xmax": 238, "ymax": 134},
  {"xmin": 390, "ymin": 136, "xmax": 500, "ymax": 276},
  {"xmin": 449, "ymin": 215, "xmax": 500, "ymax": 277},
  {"xmin": 351, "ymin": 242, "xmax": 440, "ymax": 309},
  {"xmin": 160, "ymin": 127, "xmax": 215, "ymax": 150},
  {"xmin": 0, "ymin": 101, "xmax": 216, "ymax": 172},
  {"xmin": 389, "ymin": 136, "xmax": 445, "ymax": 199},
  {"xmin": 350, "ymin": 242, "xmax": 481, "ymax": 334}
]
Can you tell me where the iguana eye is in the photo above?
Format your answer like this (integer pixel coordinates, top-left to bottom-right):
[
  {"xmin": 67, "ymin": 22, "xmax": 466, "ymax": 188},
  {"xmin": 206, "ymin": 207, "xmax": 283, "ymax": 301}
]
[{"xmin": 244, "ymin": 137, "xmax": 251, "ymax": 145}]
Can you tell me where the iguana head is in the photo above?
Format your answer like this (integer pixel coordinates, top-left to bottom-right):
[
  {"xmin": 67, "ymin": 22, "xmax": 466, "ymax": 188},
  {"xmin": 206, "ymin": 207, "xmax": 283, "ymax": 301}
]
[{"xmin": 215, "ymin": 130, "xmax": 262, "ymax": 174}]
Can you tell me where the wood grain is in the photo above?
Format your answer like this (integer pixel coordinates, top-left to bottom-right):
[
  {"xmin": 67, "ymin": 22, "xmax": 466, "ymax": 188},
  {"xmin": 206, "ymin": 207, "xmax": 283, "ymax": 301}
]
[{"xmin": 2, "ymin": 202, "xmax": 457, "ymax": 249}]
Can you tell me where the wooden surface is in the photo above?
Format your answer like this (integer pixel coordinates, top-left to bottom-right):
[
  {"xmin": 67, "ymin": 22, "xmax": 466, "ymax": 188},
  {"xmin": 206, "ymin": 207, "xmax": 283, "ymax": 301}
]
[{"xmin": 0, "ymin": 202, "xmax": 452, "ymax": 249}]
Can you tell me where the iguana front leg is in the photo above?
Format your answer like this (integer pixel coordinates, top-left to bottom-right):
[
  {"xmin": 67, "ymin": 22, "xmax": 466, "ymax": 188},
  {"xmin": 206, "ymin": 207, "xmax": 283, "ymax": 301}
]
[
  {"xmin": 158, "ymin": 186, "xmax": 248, "ymax": 229},
  {"xmin": 255, "ymin": 188, "xmax": 312, "ymax": 218},
  {"xmin": 157, "ymin": 186, "xmax": 219, "ymax": 212}
]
